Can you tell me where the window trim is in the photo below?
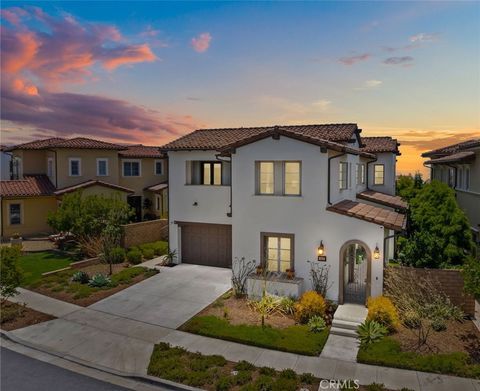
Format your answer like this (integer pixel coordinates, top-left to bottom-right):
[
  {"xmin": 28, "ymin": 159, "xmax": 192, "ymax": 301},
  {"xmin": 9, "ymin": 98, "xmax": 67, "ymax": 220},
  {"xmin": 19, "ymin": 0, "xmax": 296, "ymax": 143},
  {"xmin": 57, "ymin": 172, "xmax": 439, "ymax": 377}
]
[
  {"xmin": 122, "ymin": 159, "xmax": 142, "ymax": 177},
  {"xmin": 154, "ymin": 160, "xmax": 164, "ymax": 176},
  {"xmin": 8, "ymin": 201, "xmax": 22, "ymax": 226},
  {"xmin": 47, "ymin": 157, "xmax": 54, "ymax": 178},
  {"xmin": 96, "ymin": 158, "xmax": 109, "ymax": 177},
  {"xmin": 68, "ymin": 157, "xmax": 82, "ymax": 177},
  {"xmin": 339, "ymin": 161, "xmax": 348, "ymax": 190},
  {"xmin": 256, "ymin": 161, "xmax": 275, "ymax": 195},
  {"xmin": 256, "ymin": 160, "xmax": 302, "ymax": 196},
  {"xmin": 260, "ymin": 232, "xmax": 295, "ymax": 272},
  {"xmin": 200, "ymin": 161, "xmax": 223, "ymax": 185},
  {"xmin": 373, "ymin": 164, "xmax": 385, "ymax": 186},
  {"xmin": 283, "ymin": 161, "xmax": 302, "ymax": 196}
]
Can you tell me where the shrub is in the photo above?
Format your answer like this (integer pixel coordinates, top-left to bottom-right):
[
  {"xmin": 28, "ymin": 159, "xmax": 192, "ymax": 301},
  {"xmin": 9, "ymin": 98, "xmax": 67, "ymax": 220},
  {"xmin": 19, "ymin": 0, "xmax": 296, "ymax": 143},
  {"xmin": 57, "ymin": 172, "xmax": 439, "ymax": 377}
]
[
  {"xmin": 402, "ymin": 309, "xmax": 421, "ymax": 329},
  {"xmin": 279, "ymin": 368, "xmax": 297, "ymax": 380},
  {"xmin": 307, "ymin": 315, "xmax": 326, "ymax": 333},
  {"xmin": 294, "ymin": 291, "xmax": 326, "ymax": 323},
  {"xmin": 357, "ymin": 320, "xmax": 388, "ymax": 346},
  {"xmin": 152, "ymin": 241, "xmax": 168, "ymax": 256},
  {"xmin": 273, "ymin": 377, "xmax": 297, "ymax": 391},
  {"xmin": 366, "ymin": 383, "xmax": 386, "ymax": 391},
  {"xmin": 142, "ymin": 248, "xmax": 155, "ymax": 260},
  {"xmin": 299, "ymin": 372, "xmax": 315, "ymax": 384},
  {"xmin": 367, "ymin": 296, "xmax": 399, "ymax": 332},
  {"xmin": 215, "ymin": 376, "xmax": 233, "ymax": 391},
  {"xmin": 127, "ymin": 249, "xmax": 143, "ymax": 265},
  {"xmin": 109, "ymin": 247, "xmax": 126, "ymax": 264},
  {"xmin": 234, "ymin": 370, "xmax": 252, "ymax": 385},
  {"xmin": 235, "ymin": 360, "xmax": 255, "ymax": 371},
  {"xmin": 253, "ymin": 375, "xmax": 274, "ymax": 391},
  {"xmin": 71, "ymin": 271, "xmax": 89, "ymax": 284},
  {"xmin": 279, "ymin": 297, "xmax": 296, "ymax": 316},
  {"xmin": 88, "ymin": 273, "xmax": 111, "ymax": 287},
  {"xmin": 431, "ymin": 317, "xmax": 447, "ymax": 332},
  {"xmin": 259, "ymin": 367, "xmax": 276, "ymax": 376},
  {"xmin": 248, "ymin": 295, "xmax": 282, "ymax": 316},
  {"xmin": 0, "ymin": 246, "xmax": 23, "ymax": 302}
]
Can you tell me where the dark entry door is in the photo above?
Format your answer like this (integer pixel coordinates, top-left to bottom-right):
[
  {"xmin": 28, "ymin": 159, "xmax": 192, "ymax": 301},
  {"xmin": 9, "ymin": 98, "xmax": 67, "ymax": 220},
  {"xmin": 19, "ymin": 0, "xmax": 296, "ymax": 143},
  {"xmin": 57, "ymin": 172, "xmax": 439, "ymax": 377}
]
[
  {"xmin": 343, "ymin": 243, "xmax": 368, "ymax": 304},
  {"xmin": 181, "ymin": 223, "xmax": 232, "ymax": 268},
  {"xmin": 127, "ymin": 196, "xmax": 142, "ymax": 222}
]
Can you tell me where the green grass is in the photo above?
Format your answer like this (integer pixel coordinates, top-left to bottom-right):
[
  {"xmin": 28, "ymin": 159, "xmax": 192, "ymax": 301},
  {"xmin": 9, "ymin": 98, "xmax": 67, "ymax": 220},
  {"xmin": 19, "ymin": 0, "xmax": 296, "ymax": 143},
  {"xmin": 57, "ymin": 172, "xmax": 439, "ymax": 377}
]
[
  {"xmin": 357, "ymin": 337, "xmax": 480, "ymax": 379},
  {"xmin": 181, "ymin": 315, "xmax": 329, "ymax": 356},
  {"xmin": 18, "ymin": 251, "xmax": 73, "ymax": 286}
]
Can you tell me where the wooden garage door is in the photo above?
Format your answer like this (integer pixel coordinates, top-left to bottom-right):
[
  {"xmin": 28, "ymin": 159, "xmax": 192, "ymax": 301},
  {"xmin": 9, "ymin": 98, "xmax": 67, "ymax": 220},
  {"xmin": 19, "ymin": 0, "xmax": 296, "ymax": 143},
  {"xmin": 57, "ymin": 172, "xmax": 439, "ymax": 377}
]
[{"xmin": 181, "ymin": 223, "xmax": 232, "ymax": 268}]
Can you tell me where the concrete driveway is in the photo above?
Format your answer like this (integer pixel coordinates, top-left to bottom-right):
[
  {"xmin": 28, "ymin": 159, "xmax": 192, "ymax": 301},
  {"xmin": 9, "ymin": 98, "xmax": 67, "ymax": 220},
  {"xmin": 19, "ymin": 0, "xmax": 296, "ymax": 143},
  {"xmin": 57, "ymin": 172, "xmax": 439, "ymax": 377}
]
[{"xmin": 89, "ymin": 264, "xmax": 231, "ymax": 329}]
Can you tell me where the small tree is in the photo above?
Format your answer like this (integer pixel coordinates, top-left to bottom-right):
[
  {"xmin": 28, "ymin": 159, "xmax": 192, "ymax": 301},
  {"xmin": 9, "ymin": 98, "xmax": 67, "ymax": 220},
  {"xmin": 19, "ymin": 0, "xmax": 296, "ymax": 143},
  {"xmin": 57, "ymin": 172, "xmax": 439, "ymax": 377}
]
[
  {"xmin": 308, "ymin": 261, "xmax": 332, "ymax": 297},
  {"xmin": 231, "ymin": 257, "xmax": 256, "ymax": 298},
  {"xmin": 0, "ymin": 246, "xmax": 23, "ymax": 303},
  {"xmin": 99, "ymin": 207, "xmax": 127, "ymax": 275}
]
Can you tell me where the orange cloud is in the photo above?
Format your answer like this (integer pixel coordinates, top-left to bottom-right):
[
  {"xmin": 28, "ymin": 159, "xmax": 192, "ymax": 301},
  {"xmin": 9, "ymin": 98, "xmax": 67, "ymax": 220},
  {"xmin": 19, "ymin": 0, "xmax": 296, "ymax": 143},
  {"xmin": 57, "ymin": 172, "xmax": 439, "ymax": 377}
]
[
  {"xmin": 102, "ymin": 44, "xmax": 156, "ymax": 70},
  {"xmin": 11, "ymin": 78, "xmax": 39, "ymax": 96},
  {"xmin": 1, "ymin": 29, "xmax": 38, "ymax": 73},
  {"xmin": 191, "ymin": 32, "xmax": 212, "ymax": 53}
]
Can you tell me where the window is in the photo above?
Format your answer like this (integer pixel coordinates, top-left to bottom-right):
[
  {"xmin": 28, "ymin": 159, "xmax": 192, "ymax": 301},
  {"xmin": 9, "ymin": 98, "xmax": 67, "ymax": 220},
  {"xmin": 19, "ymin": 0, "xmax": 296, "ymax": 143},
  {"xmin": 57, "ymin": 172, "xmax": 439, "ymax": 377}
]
[
  {"xmin": 262, "ymin": 233, "xmax": 294, "ymax": 273},
  {"xmin": 47, "ymin": 158, "xmax": 53, "ymax": 177},
  {"xmin": 465, "ymin": 167, "xmax": 470, "ymax": 190},
  {"xmin": 339, "ymin": 162, "xmax": 348, "ymax": 190},
  {"xmin": 457, "ymin": 168, "xmax": 463, "ymax": 189},
  {"xmin": 258, "ymin": 162, "xmax": 274, "ymax": 194},
  {"xmin": 9, "ymin": 203, "xmax": 21, "ymax": 225},
  {"xmin": 202, "ymin": 162, "xmax": 222, "ymax": 185},
  {"xmin": 123, "ymin": 161, "xmax": 141, "ymax": 177},
  {"xmin": 96, "ymin": 158, "xmax": 108, "ymax": 176},
  {"xmin": 156, "ymin": 194, "xmax": 161, "ymax": 211},
  {"xmin": 69, "ymin": 158, "xmax": 81, "ymax": 176},
  {"xmin": 374, "ymin": 164, "xmax": 384, "ymax": 185},
  {"xmin": 155, "ymin": 160, "xmax": 163, "ymax": 175},
  {"xmin": 360, "ymin": 164, "xmax": 365, "ymax": 184},
  {"xmin": 284, "ymin": 162, "xmax": 301, "ymax": 195}
]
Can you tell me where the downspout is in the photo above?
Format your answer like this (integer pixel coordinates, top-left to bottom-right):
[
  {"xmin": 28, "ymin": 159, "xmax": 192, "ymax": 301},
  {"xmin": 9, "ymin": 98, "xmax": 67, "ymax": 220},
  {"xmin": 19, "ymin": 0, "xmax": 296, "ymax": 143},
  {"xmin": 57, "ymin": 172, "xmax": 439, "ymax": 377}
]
[
  {"xmin": 327, "ymin": 152, "xmax": 347, "ymax": 205},
  {"xmin": 366, "ymin": 156, "xmax": 378, "ymax": 191},
  {"xmin": 215, "ymin": 154, "xmax": 232, "ymax": 217},
  {"xmin": 383, "ymin": 231, "xmax": 403, "ymax": 267}
]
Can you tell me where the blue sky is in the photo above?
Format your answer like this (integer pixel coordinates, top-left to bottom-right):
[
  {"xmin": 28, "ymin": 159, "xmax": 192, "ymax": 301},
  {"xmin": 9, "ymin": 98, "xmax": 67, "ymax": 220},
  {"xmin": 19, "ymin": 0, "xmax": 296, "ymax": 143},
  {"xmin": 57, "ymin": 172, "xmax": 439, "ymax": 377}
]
[{"xmin": 1, "ymin": 1, "xmax": 479, "ymax": 174}]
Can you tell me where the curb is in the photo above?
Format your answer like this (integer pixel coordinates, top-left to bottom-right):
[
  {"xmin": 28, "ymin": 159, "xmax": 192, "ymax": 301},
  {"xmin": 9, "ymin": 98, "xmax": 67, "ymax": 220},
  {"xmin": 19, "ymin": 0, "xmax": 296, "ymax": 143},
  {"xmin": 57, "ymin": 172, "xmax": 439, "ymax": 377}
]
[{"xmin": 0, "ymin": 330, "xmax": 201, "ymax": 391}]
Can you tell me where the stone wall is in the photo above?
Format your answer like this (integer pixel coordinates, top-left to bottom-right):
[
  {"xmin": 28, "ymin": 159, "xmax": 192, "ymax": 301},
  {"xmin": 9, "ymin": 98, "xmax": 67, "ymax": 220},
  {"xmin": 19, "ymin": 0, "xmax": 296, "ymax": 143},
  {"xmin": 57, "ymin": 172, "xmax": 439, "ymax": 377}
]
[
  {"xmin": 387, "ymin": 266, "xmax": 475, "ymax": 316},
  {"xmin": 121, "ymin": 219, "xmax": 168, "ymax": 248}
]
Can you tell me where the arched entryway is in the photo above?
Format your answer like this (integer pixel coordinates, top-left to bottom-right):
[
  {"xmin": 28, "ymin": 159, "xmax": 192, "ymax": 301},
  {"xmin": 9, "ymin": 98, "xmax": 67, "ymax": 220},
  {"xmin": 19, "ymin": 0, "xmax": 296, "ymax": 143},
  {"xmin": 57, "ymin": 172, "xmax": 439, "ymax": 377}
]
[{"xmin": 338, "ymin": 240, "xmax": 371, "ymax": 304}]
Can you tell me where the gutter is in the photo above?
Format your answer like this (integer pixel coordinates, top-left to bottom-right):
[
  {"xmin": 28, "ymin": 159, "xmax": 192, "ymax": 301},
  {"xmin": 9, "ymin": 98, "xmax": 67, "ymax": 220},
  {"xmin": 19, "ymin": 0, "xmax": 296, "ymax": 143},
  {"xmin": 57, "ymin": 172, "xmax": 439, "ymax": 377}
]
[
  {"xmin": 215, "ymin": 154, "xmax": 232, "ymax": 217},
  {"xmin": 327, "ymin": 152, "xmax": 346, "ymax": 205}
]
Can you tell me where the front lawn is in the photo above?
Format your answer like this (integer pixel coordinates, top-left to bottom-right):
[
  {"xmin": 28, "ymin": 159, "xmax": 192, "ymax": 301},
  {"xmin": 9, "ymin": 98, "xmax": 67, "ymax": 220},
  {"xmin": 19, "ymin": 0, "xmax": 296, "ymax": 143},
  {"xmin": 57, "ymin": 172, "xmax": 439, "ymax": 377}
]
[
  {"xmin": 181, "ymin": 315, "xmax": 329, "ymax": 356},
  {"xmin": 18, "ymin": 251, "xmax": 74, "ymax": 286},
  {"xmin": 358, "ymin": 336, "xmax": 480, "ymax": 379}
]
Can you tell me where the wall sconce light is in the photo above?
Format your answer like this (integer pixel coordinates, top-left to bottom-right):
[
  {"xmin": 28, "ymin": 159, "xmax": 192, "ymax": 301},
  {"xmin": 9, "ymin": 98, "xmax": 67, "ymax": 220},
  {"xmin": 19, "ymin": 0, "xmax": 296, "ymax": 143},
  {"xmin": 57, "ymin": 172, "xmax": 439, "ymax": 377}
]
[
  {"xmin": 373, "ymin": 245, "xmax": 380, "ymax": 260},
  {"xmin": 317, "ymin": 241, "xmax": 326, "ymax": 261}
]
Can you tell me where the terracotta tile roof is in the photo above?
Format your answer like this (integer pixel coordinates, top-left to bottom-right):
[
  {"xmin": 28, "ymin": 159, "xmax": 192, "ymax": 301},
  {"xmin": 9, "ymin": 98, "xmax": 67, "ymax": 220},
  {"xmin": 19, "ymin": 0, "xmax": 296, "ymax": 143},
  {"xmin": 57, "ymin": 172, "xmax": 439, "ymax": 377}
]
[
  {"xmin": 327, "ymin": 200, "xmax": 407, "ymax": 231},
  {"xmin": 7, "ymin": 137, "xmax": 126, "ymax": 151},
  {"xmin": 425, "ymin": 151, "xmax": 475, "ymax": 165},
  {"xmin": 361, "ymin": 137, "xmax": 400, "ymax": 155},
  {"xmin": 0, "ymin": 175, "xmax": 55, "ymax": 197},
  {"xmin": 145, "ymin": 181, "xmax": 168, "ymax": 193},
  {"xmin": 54, "ymin": 180, "xmax": 134, "ymax": 196},
  {"xmin": 422, "ymin": 138, "xmax": 480, "ymax": 158},
  {"xmin": 357, "ymin": 190, "xmax": 408, "ymax": 210},
  {"xmin": 161, "ymin": 123, "xmax": 359, "ymax": 151},
  {"xmin": 119, "ymin": 145, "xmax": 164, "ymax": 158}
]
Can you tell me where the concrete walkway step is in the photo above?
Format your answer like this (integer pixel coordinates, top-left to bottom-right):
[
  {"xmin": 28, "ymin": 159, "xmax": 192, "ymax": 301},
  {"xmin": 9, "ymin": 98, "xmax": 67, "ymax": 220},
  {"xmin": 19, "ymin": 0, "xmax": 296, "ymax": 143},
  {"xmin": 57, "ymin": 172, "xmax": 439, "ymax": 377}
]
[
  {"xmin": 332, "ymin": 319, "xmax": 361, "ymax": 331},
  {"xmin": 330, "ymin": 326, "xmax": 358, "ymax": 338}
]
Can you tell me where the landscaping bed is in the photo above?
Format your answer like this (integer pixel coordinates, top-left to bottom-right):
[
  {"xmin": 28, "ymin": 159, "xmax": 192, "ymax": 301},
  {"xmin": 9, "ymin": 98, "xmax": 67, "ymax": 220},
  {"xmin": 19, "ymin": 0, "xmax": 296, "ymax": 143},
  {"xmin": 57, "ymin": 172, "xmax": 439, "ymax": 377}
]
[
  {"xmin": 27, "ymin": 264, "xmax": 158, "ymax": 306},
  {"xmin": 0, "ymin": 301, "xmax": 54, "ymax": 331},
  {"xmin": 180, "ymin": 291, "xmax": 330, "ymax": 356}
]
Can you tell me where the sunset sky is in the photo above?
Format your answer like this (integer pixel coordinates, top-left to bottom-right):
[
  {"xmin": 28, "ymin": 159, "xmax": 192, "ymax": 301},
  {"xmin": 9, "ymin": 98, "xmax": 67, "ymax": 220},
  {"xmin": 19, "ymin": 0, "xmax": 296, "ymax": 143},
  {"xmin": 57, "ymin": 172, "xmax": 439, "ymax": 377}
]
[{"xmin": 1, "ymin": 1, "xmax": 479, "ymax": 176}]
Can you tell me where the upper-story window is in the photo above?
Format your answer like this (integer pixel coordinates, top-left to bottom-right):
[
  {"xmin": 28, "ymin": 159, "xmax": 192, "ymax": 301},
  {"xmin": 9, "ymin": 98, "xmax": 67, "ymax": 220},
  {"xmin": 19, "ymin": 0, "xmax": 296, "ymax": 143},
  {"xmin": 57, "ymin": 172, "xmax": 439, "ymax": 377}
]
[
  {"xmin": 96, "ymin": 158, "xmax": 109, "ymax": 176},
  {"xmin": 356, "ymin": 163, "xmax": 365, "ymax": 185},
  {"xmin": 47, "ymin": 158, "xmax": 53, "ymax": 178},
  {"xmin": 123, "ymin": 160, "xmax": 141, "ymax": 177},
  {"xmin": 202, "ymin": 162, "xmax": 222, "ymax": 185},
  {"xmin": 339, "ymin": 162, "xmax": 348, "ymax": 190},
  {"xmin": 155, "ymin": 160, "xmax": 163, "ymax": 175},
  {"xmin": 256, "ymin": 161, "xmax": 301, "ymax": 196},
  {"xmin": 373, "ymin": 164, "xmax": 384, "ymax": 185},
  {"xmin": 69, "ymin": 158, "xmax": 81, "ymax": 176}
]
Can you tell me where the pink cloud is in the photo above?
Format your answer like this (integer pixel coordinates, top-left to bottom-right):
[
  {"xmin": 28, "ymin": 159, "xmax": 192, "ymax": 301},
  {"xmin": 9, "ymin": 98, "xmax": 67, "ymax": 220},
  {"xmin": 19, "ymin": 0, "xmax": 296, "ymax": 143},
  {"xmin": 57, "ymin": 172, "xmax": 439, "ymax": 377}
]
[
  {"xmin": 191, "ymin": 32, "xmax": 212, "ymax": 53},
  {"xmin": 0, "ymin": 7, "xmax": 28, "ymax": 26},
  {"xmin": 338, "ymin": 53, "xmax": 371, "ymax": 65}
]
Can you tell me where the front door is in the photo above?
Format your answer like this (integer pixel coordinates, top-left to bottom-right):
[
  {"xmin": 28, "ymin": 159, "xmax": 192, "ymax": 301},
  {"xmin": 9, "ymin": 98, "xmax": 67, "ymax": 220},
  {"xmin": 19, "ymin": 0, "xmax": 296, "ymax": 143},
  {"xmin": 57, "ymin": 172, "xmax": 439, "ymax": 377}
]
[
  {"xmin": 127, "ymin": 196, "xmax": 142, "ymax": 222},
  {"xmin": 343, "ymin": 243, "xmax": 368, "ymax": 304}
]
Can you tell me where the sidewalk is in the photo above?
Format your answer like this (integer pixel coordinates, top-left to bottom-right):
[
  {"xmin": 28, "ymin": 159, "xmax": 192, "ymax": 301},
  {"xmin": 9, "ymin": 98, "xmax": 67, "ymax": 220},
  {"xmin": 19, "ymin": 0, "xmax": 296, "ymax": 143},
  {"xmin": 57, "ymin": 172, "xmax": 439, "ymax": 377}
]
[{"xmin": 8, "ymin": 288, "xmax": 480, "ymax": 391}]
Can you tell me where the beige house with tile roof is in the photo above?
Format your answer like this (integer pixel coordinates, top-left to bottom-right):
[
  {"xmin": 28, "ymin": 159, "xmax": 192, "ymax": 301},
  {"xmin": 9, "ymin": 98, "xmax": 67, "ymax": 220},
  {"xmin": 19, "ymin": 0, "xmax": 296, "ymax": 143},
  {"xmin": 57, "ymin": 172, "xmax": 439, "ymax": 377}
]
[{"xmin": 1, "ymin": 138, "xmax": 168, "ymax": 239}]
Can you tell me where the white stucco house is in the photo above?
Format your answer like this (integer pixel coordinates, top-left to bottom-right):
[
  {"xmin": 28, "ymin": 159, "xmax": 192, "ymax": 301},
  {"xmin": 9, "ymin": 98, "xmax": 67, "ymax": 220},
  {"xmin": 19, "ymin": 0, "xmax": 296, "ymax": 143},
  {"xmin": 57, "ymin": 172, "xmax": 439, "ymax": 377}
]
[{"xmin": 162, "ymin": 124, "xmax": 407, "ymax": 305}]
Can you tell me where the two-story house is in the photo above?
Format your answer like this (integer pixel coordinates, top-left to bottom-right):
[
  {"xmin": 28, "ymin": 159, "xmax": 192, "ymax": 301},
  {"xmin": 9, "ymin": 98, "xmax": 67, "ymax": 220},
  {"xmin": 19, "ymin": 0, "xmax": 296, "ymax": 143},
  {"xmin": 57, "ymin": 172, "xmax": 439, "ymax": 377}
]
[
  {"xmin": 422, "ymin": 138, "xmax": 480, "ymax": 241},
  {"xmin": 162, "ymin": 124, "xmax": 406, "ymax": 305},
  {"xmin": 0, "ymin": 137, "xmax": 168, "ymax": 240}
]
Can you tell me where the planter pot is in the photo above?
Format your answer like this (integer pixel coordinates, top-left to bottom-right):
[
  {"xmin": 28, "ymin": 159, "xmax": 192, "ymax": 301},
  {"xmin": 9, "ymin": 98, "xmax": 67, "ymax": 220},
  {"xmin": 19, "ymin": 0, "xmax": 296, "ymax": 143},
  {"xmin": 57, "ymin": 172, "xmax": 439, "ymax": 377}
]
[
  {"xmin": 10, "ymin": 237, "xmax": 23, "ymax": 246},
  {"xmin": 286, "ymin": 269, "xmax": 295, "ymax": 280},
  {"xmin": 256, "ymin": 266, "xmax": 264, "ymax": 276}
]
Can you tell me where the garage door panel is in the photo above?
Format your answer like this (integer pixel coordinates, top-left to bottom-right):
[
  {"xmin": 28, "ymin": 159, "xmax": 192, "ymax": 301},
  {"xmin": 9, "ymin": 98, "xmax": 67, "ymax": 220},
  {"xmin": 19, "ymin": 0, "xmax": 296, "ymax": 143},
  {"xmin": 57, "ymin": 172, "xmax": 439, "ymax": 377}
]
[{"xmin": 181, "ymin": 223, "xmax": 232, "ymax": 268}]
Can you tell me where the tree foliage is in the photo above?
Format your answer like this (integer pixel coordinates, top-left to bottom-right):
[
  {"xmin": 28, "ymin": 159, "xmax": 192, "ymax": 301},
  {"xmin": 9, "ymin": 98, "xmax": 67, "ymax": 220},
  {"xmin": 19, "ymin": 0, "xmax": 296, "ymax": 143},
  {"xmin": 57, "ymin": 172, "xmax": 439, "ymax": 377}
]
[
  {"xmin": 463, "ymin": 255, "xmax": 480, "ymax": 299},
  {"xmin": 398, "ymin": 181, "xmax": 475, "ymax": 268},
  {"xmin": 0, "ymin": 246, "xmax": 23, "ymax": 302},
  {"xmin": 47, "ymin": 191, "xmax": 134, "ymax": 240},
  {"xmin": 396, "ymin": 173, "xmax": 423, "ymax": 202}
]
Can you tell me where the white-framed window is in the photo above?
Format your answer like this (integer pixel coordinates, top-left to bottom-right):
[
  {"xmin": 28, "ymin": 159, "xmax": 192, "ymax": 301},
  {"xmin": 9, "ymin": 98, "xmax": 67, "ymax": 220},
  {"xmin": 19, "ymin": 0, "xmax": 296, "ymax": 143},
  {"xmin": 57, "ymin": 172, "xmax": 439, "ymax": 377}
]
[
  {"xmin": 465, "ymin": 167, "xmax": 470, "ymax": 190},
  {"xmin": 284, "ymin": 161, "xmax": 301, "ymax": 195},
  {"xmin": 9, "ymin": 203, "xmax": 21, "ymax": 225},
  {"xmin": 47, "ymin": 158, "xmax": 53, "ymax": 178},
  {"xmin": 202, "ymin": 161, "xmax": 222, "ymax": 185},
  {"xmin": 374, "ymin": 164, "xmax": 385, "ymax": 185},
  {"xmin": 258, "ymin": 161, "xmax": 275, "ymax": 194},
  {"xmin": 123, "ymin": 160, "xmax": 141, "ymax": 177},
  {"xmin": 339, "ymin": 162, "xmax": 348, "ymax": 190},
  {"xmin": 154, "ymin": 160, "xmax": 163, "ymax": 175},
  {"xmin": 96, "ymin": 158, "xmax": 109, "ymax": 176},
  {"xmin": 261, "ymin": 233, "xmax": 294, "ymax": 273},
  {"xmin": 68, "ymin": 158, "xmax": 81, "ymax": 176},
  {"xmin": 256, "ymin": 161, "xmax": 301, "ymax": 196}
]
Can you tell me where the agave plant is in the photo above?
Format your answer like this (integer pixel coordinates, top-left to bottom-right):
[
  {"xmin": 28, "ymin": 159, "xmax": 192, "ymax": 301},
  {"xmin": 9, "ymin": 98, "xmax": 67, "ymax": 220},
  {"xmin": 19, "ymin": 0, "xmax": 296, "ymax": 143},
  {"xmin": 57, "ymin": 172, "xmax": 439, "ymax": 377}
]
[
  {"xmin": 308, "ymin": 315, "xmax": 326, "ymax": 333},
  {"xmin": 357, "ymin": 320, "xmax": 388, "ymax": 346},
  {"xmin": 71, "ymin": 271, "xmax": 90, "ymax": 284},
  {"xmin": 88, "ymin": 273, "xmax": 111, "ymax": 288}
]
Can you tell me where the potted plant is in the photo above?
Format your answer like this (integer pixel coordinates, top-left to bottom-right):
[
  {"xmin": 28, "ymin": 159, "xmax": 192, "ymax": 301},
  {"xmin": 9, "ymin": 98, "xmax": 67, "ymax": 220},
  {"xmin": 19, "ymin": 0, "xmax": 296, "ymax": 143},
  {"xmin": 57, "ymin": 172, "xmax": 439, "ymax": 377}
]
[
  {"xmin": 10, "ymin": 233, "xmax": 22, "ymax": 247},
  {"xmin": 286, "ymin": 268, "xmax": 295, "ymax": 279},
  {"xmin": 256, "ymin": 265, "xmax": 264, "ymax": 275}
]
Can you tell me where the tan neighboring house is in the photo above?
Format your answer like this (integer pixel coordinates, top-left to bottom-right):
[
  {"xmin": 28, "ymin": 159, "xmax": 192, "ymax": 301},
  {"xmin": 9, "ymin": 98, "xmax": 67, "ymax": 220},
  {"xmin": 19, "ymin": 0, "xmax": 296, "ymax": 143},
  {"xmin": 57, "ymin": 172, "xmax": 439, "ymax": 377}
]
[
  {"xmin": 1, "ymin": 137, "xmax": 167, "ymax": 240},
  {"xmin": 422, "ymin": 138, "xmax": 480, "ymax": 240}
]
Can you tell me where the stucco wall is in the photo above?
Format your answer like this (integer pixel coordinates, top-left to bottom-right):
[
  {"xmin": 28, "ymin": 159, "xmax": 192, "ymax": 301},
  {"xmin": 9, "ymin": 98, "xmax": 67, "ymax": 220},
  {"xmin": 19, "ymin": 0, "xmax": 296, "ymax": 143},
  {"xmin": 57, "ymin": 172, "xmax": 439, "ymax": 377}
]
[
  {"xmin": 1, "ymin": 196, "xmax": 57, "ymax": 238},
  {"xmin": 456, "ymin": 190, "xmax": 480, "ymax": 230},
  {"xmin": 367, "ymin": 152, "xmax": 396, "ymax": 195},
  {"xmin": 121, "ymin": 218, "xmax": 168, "ymax": 248},
  {"xmin": 231, "ymin": 136, "xmax": 386, "ymax": 302},
  {"xmin": 118, "ymin": 158, "xmax": 168, "ymax": 197},
  {"xmin": 13, "ymin": 150, "xmax": 47, "ymax": 176},
  {"xmin": 73, "ymin": 185, "xmax": 130, "ymax": 201},
  {"xmin": 1, "ymin": 152, "xmax": 11, "ymax": 180}
]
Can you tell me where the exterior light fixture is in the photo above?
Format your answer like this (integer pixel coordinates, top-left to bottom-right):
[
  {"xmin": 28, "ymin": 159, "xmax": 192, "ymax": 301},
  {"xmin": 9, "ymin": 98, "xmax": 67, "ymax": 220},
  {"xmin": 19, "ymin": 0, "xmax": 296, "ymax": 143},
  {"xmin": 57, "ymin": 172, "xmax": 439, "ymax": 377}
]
[
  {"xmin": 317, "ymin": 241, "xmax": 326, "ymax": 261},
  {"xmin": 373, "ymin": 245, "xmax": 380, "ymax": 260}
]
